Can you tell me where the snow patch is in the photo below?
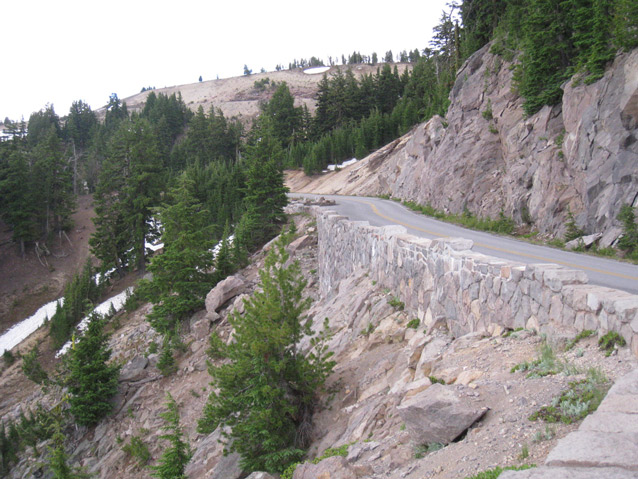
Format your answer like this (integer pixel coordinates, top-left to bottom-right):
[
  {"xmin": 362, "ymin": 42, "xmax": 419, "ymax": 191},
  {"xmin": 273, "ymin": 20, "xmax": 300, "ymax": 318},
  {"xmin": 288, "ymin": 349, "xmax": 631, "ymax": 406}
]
[
  {"xmin": 0, "ymin": 299, "xmax": 63, "ymax": 354},
  {"xmin": 56, "ymin": 287, "xmax": 133, "ymax": 357},
  {"xmin": 324, "ymin": 158, "xmax": 358, "ymax": 172},
  {"xmin": 304, "ymin": 66, "xmax": 330, "ymax": 75}
]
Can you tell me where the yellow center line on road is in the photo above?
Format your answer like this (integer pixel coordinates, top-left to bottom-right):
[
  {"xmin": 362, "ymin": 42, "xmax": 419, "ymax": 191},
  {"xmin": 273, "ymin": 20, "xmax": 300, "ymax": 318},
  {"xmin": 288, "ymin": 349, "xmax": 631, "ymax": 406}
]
[{"xmin": 351, "ymin": 198, "xmax": 638, "ymax": 282}]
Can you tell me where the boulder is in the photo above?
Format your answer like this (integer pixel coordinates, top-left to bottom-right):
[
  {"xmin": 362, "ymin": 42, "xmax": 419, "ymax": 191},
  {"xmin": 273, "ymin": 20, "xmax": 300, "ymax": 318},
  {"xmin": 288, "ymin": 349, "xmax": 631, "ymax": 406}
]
[
  {"xmin": 293, "ymin": 455, "xmax": 358, "ymax": 479},
  {"xmin": 191, "ymin": 318, "xmax": 211, "ymax": 341},
  {"xmin": 397, "ymin": 383, "xmax": 488, "ymax": 445},
  {"xmin": 205, "ymin": 276, "xmax": 246, "ymax": 319},
  {"xmin": 119, "ymin": 356, "xmax": 148, "ymax": 382},
  {"xmin": 288, "ymin": 234, "xmax": 315, "ymax": 254},
  {"xmin": 565, "ymin": 233, "xmax": 602, "ymax": 250},
  {"xmin": 208, "ymin": 452, "xmax": 243, "ymax": 479}
]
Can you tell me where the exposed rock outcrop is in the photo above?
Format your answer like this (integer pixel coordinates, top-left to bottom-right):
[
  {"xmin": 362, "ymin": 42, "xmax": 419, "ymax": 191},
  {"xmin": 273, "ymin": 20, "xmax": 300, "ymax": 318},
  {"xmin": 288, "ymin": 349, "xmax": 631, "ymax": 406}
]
[
  {"xmin": 397, "ymin": 383, "xmax": 488, "ymax": 445},
  {"xmin": 289, "ymin": 46, "xmax": 638, "ymax": 244}
]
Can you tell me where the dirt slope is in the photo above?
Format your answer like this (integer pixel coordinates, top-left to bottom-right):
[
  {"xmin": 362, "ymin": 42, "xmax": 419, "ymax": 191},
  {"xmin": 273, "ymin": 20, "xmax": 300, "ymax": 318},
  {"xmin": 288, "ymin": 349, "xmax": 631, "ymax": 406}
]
[
  {"xmin": 107, "ymin": 64, "xmax": 412, "ymax": 124},
  {"xmin": 0, "ymin": 195, "xmax": 96, "ymax": 334}
]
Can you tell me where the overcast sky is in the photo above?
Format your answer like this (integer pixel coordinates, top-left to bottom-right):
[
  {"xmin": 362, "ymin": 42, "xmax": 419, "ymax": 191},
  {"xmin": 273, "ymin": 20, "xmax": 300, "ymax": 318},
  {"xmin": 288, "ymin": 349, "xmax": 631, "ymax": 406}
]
[{"xmin": 1, "ymin": 0, "xmax": 449, "ymax": 121}]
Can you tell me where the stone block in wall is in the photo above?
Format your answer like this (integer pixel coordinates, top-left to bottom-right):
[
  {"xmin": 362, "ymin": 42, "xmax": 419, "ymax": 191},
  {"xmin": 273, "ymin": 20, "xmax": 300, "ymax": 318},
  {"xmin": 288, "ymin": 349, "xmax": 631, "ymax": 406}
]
[
  {"xmin": 615, "ymin": 297, "xmax": 638, "ymax": 323},
  {"xmin": 542, "ymin": 268, "xmax": 588, "ymax": 292}
]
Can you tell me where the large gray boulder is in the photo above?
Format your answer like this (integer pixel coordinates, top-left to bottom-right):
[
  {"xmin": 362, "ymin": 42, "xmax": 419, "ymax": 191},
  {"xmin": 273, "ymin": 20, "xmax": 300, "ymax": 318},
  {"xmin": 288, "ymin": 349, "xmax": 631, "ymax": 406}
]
[
  {"xmin": 118, "ymin": 356, "xmax": 148, "ymax": 382},
  {"xmin": 396, "ymin": 383, "xmax": 487, "ymax": 445},
  {"xmin": 205, "ymin": 276, "xmax": 246, "ymax": 319}
]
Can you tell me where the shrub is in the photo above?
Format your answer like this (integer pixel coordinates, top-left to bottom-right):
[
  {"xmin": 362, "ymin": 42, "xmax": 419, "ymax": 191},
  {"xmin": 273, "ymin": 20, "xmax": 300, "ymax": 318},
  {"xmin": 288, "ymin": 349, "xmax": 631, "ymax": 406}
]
[
  {"xmin": 122, "ymin": 436, "xmax": 151, "ymax": 467},
  {"xmin": 510, "ymin": 343, "xmax": 562, "ymax": 378},
  {"xmin": 598, "ymin": 331, "xmax": 626, "ymax": 356},
  {"xmin": 564, "ymin": 210, "xmax": 584, "ymax": 242},
  {"xmin": 2, "ymin": 350, "xmax": 16, "ymax": 367},
  {"xmin": 529, "ymin": 368, "xmax": 610, "ymax": 424},
  {"xmin": 406, "ymin": 319, "xmax": 420, "ymax": 329},
  {"xmin": 463, "ymin": 465, "xmax": 535, "ymax": 479},
  {"xmin": 565, "ymin": 330, "xmax": 595, "ymax": 351},
  {"xmin": 388, "ymin": 296, "xmax": 405, "ymax": 311}
]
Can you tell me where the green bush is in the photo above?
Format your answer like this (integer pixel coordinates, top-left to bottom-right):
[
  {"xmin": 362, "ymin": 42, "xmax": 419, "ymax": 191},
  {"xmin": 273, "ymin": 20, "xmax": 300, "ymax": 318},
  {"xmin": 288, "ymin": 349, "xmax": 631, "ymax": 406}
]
[
  {"xmin": 2, "ymin": 350, "xmax": 16, "ymax": 367},
  {"xmin": 598, "ymin": 331, "xmax": 626, "ymax": 356},
  {"xmin": 151, "ymin": 393, "xmax": 192, "ymax": 479},
  {"xmin": 463, "ymin": 465, "xmax": 535, "ymax": 479},
  {"xmin": 529, "ymin": 368, "xmax": 609, "ymax": 424},
  {"xmin": 388, "ymin": 296, "xmax": 405, "ymax": 311},
  {"xmin": 565, "ymin": 330, "xmax": 595, "ymax": 351},
  {"xmin": 510, "ymin": 343, "xmax": 562, "ymax": 378},
  {"xmin": 122, "ymin": 436, "xmax": 151, "ymax": 467},
  {"xmin": 406, "ymin": 319, "xmax": 420, "ymax": 329}
]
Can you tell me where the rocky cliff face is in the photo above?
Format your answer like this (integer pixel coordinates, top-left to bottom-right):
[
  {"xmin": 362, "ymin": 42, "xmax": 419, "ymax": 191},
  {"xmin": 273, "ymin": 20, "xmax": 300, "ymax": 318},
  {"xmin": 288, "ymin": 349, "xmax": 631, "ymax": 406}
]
[{"xmin": 289, "ymin": 45, "xmax": 638, "ymax": 245}]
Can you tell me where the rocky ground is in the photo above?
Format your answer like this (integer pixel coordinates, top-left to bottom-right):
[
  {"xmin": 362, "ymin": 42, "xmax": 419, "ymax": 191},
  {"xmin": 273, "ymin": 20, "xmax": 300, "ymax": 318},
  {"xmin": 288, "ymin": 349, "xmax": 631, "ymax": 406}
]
[{"xmin": 1, "ymin": 207, "xmax": 636, "ymax": 479}]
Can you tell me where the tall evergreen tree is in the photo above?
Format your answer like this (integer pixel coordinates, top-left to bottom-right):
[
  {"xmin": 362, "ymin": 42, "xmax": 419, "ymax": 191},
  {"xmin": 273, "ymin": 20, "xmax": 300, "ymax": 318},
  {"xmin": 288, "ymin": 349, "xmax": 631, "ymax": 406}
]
[
  {"xmin": 90, "ymin": 118, "xmax": 163, "ymax": 275},
  {"xmin": 32, "ymin": 125, "xmax": 75, "ymax": 237},
  {"xmin": 198, "ymin": 229, "xmax": 334, "ymax": 473},
  {"xmin": 235, "ymin": 120, "xmax": 288, "ymax": 252},
  {"xmin": 0, "ymin": 150, "xmax": 36, "ymax": 255},
  {"xmin": 66, "ymin": 313, "xmax": 120, "ymax": 427},
  {"xmin": 141, "ymin": 173, "xmax": 216, "ymax": 334}
]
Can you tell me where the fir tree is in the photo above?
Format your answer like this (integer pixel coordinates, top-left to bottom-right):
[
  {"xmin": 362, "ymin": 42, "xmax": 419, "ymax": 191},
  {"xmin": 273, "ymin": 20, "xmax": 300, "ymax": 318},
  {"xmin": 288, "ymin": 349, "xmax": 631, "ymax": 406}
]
[
  {"xmin": 21, "ymin": 345, "xmax": 49, "ymax": 385},
  {"xmin": 66, "ymin": 313, "xmax": 120, "ymax": 427},
  {"xmin": 90, "ymin": 118, "xmax": 163, "ymax": 276},
  {"xmin": 141, "ymin": 173, "xmax": 216, "ymax": 334},
  {"xmin": 47, "ymin": 427, "xmax": 90, "ymax": 479},
  {"xmin": 198, "ymin": 228, "xmax": 334, "ymax": 473},
  {"xmin": 235, "ymin": 119, "xmax": 288, "ymax": 253},
  {"xmin": 151, "ymin": 393, "xmax": 192, "ymax": 479}
]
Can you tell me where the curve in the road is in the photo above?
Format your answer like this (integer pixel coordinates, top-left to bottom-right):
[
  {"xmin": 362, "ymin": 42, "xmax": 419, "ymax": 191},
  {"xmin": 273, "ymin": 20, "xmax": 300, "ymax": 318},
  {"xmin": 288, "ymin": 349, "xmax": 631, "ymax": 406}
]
[{"xmin": 290, "ymin": 193, "xmax": 638, "ymax": 295}]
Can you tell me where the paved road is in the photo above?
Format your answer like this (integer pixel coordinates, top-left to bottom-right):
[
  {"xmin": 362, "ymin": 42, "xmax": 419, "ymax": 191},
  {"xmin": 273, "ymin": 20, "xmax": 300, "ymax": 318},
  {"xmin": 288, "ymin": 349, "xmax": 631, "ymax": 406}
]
[{"xmin": 290, "ymin": 193, "xmax": 638, "ymax": 295}]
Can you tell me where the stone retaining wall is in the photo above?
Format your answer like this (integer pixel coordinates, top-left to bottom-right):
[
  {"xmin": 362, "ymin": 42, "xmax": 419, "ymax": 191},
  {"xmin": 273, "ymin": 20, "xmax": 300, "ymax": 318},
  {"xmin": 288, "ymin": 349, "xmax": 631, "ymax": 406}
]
[{"xmin": 296, "ymin": 205, "xmax": 638, "ymax": 355}]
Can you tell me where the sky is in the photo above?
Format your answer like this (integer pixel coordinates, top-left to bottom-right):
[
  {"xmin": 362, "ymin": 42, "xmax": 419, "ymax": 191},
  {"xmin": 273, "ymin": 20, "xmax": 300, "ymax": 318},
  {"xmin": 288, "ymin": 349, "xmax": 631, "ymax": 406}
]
[{"xmin": 1, "ymin": 0, "xmax": 449, "ymax": 122}]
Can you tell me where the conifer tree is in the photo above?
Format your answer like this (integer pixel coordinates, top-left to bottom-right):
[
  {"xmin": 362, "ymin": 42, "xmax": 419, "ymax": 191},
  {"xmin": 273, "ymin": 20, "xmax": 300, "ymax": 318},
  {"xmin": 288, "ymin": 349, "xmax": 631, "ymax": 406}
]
[
  {"xmin": 235, "ymin": 119, "xmax": 288, "ymax": 253},
  {"xmin": 0, "ymin": 151, "xmax": 36, "ymax": 255},
  {"xmin": 47, "ymin": 427, "xmax": 89, "ymax": 479},
  {"xmin": 151, "ymin": 393, "xmax": 192, "ymax": 479},
  {"xmin": 198, "ymin": 228, "xmax": 334, "ymax": 473},
  {"xmin": 66, "ymin": 313, "xmax": 120, "ymax": 427},
  {"xmin": 90, "ymin": 118, "xmax": 163, "ymax": 276},
  {"xmin": 141, "ymin": 173, "xmax": 216, "ymax": 334}
]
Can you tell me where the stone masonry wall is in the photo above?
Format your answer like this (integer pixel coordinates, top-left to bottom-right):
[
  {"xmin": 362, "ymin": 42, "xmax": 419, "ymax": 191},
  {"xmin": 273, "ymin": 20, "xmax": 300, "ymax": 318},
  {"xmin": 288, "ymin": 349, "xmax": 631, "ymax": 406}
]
[{"xmin": 300, "ymin": 206, "xmax": 638, "ymax": 356}]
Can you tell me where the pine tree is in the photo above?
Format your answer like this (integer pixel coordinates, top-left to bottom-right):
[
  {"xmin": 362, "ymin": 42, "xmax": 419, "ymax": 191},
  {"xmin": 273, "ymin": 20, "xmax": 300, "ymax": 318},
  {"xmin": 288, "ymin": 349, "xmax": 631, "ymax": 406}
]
[
  {"xmin": 517, "ymin": 0, "xmax": 573, "ymax": 114},
  {"xmin": 235, "ymin": 119, "xmax": 288, "ymax": 252},
  {"xmin": 151, "ymin": 393, "xmax": 192, "ymax": 479},
  {"xmin": 90, "ymin": 118, "xmax": 163, "ymax": 276},
  {"xmin": 198, "ymin": 228, "xmax": 334, "ymax": 473},
  {"xmin": 613, "ymin": 0, "xmax": 638, "ymax": 50},
  {"xmin": 141, "ymin": 173, "xmax": 216, "ymax": 334},
  {"xmin": 32, "ymin": 125, "xmax": 75, "ymax": 237},
  {"xmin": 47, "ymin": 427, "xmax": 89, "ymax": 479},
  {"xmin": 66, "ymin": 313, "xmax": 120, "ymax": 427},
  {"xmin": 21, "ymin": 345, "xmax": 49, "ymax": 385},
  {"xmin": 0, "ymin": 150, "xmax": 37, "ymax": 255}
]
